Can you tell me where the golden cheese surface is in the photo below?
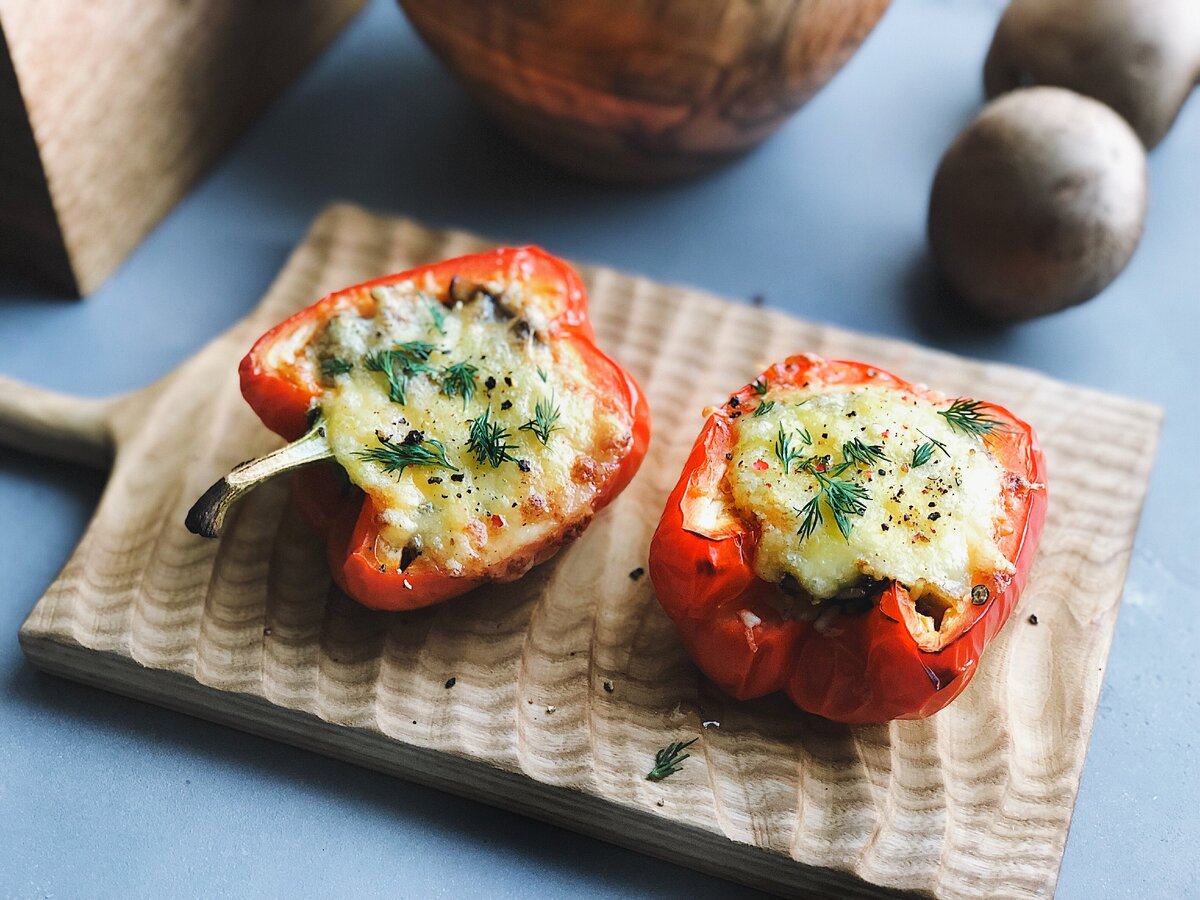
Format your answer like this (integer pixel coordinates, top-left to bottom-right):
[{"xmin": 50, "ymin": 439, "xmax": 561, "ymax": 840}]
[
  {"xmin": 308, "ymin": 280, "xmax": 630, "ymax": 574},
  {"xmin": 728, "ymin": 385, "xmax": 1012, "ymax": 604}
]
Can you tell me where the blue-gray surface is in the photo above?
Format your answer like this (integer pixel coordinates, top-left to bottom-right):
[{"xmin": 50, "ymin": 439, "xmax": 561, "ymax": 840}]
[{"xmin": 1, "ymin": 1, "xmax": 1195, "ymax": 896}]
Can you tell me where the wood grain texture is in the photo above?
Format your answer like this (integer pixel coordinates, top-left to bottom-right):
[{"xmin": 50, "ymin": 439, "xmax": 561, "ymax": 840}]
[
  {"xmin": 9, "ymin": 205, "xmax": 1161, "ymax": 898},
  {"xmin": 398, "ymin": 0, "xmax": 892, "ymax": 181},
  {"xmin": 0, "ymin": 0, "xmax": 364, "ymax": 295}
]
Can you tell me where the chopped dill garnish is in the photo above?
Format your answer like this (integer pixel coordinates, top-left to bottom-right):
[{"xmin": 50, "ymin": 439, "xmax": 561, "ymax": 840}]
[
  {"xmin": 939, "ymin": 398, "xmax": 1005, "ymax": 439},
  {"xmin": 467, "ymin": 407, "xmax": 517, "ymax": 467},
  {"xmin": 752, "ymin": 378, "xmax": 769, "ymax": 396},
  {"xmin": 796, "ymin": 497, "xmax": 822, "ymax": 541},
  {"xmin": 842, "ymin": 437, "xmax": 888, "ymax": 467},
  {"xmin": 425, "ymin": 296, "xmax": 447, "ymax": 334},
  {"xmin": 440, "ymin": 360, "xmax": 478, "ymax": 406},
  {"xmin": 357, "ymin": 434, "xmax": 457, "ymax": 477},
  {"xmin": 774, "ymin": 424, "xmax": 803, "ymax": 473},
  {"xmin": 911, "ymin": 429, "xmax": 950, "ymax": 468},
  {"xmin": 646, "ymin": 737, "xmax": 699, "ymax": 782},
  {"xmin": 751, "ymin": 400, "xmax": 775, "ymax": 418},
  {"xmin": 365, "ymin": 341, "xmax": 439, "ymax": 404},
  {"xmin": 795, "ymin": 456, "xmax": 869, "ymax": 540},
  {"xmin": 519, "ymin": 395, "xmax": 561, "ymax": 446},
  {"xmin": 537, "ymin": 367, "xmax": 548, "ymax": 383},
  {"xmin": 394, "ymin": 340, "xmax": 438, "ymax": 363},
  {"xmin": 420, "ymin": 297, "xmax": 444, "ymax": 336},
  {"xmin": 320, "ymin": 357, "xmax": 353, "ymax": 377},
  {"xmin": 820, "ymin": 474, "xmax": 869, "ymax": 539}
]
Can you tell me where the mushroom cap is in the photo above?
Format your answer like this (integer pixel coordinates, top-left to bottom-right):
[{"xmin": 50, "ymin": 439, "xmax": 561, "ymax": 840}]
[
  {"xmin": 984, "ymin": 0, "xmax": 1200, "ymax": 149},
  {"xmin": 928, "ymin": 87, "xmax": 1147, "ymax": 321}
]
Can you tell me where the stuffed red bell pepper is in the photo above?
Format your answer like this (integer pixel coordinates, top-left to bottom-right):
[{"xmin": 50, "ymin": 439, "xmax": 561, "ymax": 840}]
[
  {"xmin": 648, "ymin": 353, "xmax": 1046, "ymax": 724},
  {"xmin": 187, "ymin": 247, "xmax": 649, "ymax": 611}
]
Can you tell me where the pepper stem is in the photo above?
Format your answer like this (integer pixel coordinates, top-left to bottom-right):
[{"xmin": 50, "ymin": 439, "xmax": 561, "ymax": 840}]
[{"xmin": 185, "ymin": 419, "xmax": 334, "ymax": 539}]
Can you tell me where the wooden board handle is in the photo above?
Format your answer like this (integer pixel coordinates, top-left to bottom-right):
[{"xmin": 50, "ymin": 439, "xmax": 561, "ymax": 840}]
[{"xmin": 0, "ymin": 376, "xmax": 116, "ymax": 468}]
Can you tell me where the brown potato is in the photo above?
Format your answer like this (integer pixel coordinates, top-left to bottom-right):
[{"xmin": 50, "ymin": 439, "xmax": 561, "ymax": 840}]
[
  {"xmin": 984, "ymin": 0, "xmax": 1200, "ymax": 149},
  {"xmin": 928, "ymin": 87, "xmax": 1147, "ymax": 321}
]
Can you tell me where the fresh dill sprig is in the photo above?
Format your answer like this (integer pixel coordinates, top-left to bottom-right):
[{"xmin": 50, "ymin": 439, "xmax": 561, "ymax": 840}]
[
  {"xmin": 365, "ymin": 341, "xmax": 440, "ymax": 404},
  {"xmin": 646, "ymin": 737, "xmax": 699, "ymax": 782},
  {"xmin": 911, "ymin": 429, "xmax": 950, "ymax": 468},
  {"xmin": 939, "ymin": 398, "xmax": 1005, "ymax": 439},
  {"xmin": 796, "ymin": 496, "xmax": 822, "ymax": 541},
  {"xmin": 424, "ymin": 296, "xmax": 447, "ymax": 334},
  {"xmin": 842, "ymin": 437, "xmax": 888, "ymax": 467},
  {"xmin": 467, "ymin": 407, "xmax": 518, "ymax": 467},
  {"xmin": 320, "ymin": 357, "xmax": 353, "ymax": 377},
  {"xmin": 357, "ymin": 434, "xmax": 457, "ymax": 477},
  {"xmin": 365, "ymin": 350, "xmax": 404, "ymax": 402},
  {"xmin": 440, "ymin": 360, "xmax": 478, "ymax": 406},
  {"xmin": 394, "ymin": 340, "xmax": 438, "ymax": 363},
  {"xmin": 752, "ymin": 378, "xmax": 769, "ymax": 396},
  {"xmin": 912, "ymin": 441, "xmax": 936, "ymax": 469},
  {"xmin": 537, "ymin": 367, "xmax": 548, "ymax": 383},
  {"xmin": 519, "ymin": 395, "xmax": 561, "ymax": 446},
  {"xmin": 820, "ymin": 473, "xmax": 869, "ymax": 539},
  {"xmin": 774, "ymin": 424, "xmax": 803, "ymax": 472},
  {"xmin": 794, "ymin": 457, "xmax": 869, "ymax": 541},
  {"xmin": 751, "ymin": 400, "xmax": 775, "ymax": 418}
]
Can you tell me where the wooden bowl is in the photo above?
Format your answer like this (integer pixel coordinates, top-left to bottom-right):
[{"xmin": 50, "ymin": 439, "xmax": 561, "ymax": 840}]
[{"xmin": 397, "ymin": 0, "xmax": 892, "ymax": 181}]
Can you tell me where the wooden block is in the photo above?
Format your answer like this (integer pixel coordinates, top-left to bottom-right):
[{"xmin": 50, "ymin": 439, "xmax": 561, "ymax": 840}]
[
  {"xmin": 0, "ymin": 0, "xmax": 364, "ymax": 296},
  {"xmin": 2, "ymin": 205, "xmax": 1161, "ymax": 898}
]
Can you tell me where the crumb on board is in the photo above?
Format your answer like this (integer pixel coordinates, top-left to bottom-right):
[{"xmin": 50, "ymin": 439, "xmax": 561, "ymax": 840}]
[
  {"xmin": 629, "ymin": 567, "xmax": 645, "ymax": 580},
  {"xmin": 603, "ymin": 680, "xmax": 614, "ymax": 693},
  {"xmin": 445, "ymin": 677, "xmax": 456, "ymax": 688},
  {"xmin": 1028, "ymin": 614, "xmax": 1038, "ymax": 625}
]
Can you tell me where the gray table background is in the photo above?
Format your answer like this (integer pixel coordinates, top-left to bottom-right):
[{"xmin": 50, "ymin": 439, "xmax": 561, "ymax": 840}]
[{"xmin": 2, "ymin": 1, "xmax": 1195, "ymax": 896}]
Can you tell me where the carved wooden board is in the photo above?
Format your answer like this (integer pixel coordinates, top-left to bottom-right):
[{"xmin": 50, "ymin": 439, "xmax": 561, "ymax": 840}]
[
  {"xmin": 0, "ymin": 0, "xmax": 364, "ymax": 294},
  {"xmin": 6, "ymin": 206, "xmax": 1161, "ymax": 898}
]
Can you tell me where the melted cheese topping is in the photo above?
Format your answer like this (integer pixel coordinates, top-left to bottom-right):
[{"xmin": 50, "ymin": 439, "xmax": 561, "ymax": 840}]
[
  {"xmin": 308, "ymin": 280, "xmax": 631, "ymax": 574},
  {"xmin": 728, "ymin": 385, "xmax": 1013, "ymax": 606}
]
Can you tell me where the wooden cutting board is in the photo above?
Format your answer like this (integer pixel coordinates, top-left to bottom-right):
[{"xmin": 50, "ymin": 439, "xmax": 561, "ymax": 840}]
[{"xmin": 5, "ymin": 205, "xmax": 1160, "ymax": 899}]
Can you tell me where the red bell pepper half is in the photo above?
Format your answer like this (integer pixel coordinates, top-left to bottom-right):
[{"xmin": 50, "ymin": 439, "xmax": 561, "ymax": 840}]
[
  {"xmin": 648, "ymin": 354, "xmax": 1046, "ymax": 724},
  {"xmin": 209, "ymin": 246, "xmax": 650, "ymax": 611}
]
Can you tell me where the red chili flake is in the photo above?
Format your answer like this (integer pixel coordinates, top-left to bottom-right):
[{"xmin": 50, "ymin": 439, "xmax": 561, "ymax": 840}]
[
  {"xmin": 753, "ymin": 459, "xmax": 769, "ymax": 471},
  {"xmin": 490, "ymin": 514, "xmax": 506, "ymax": 528}
]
